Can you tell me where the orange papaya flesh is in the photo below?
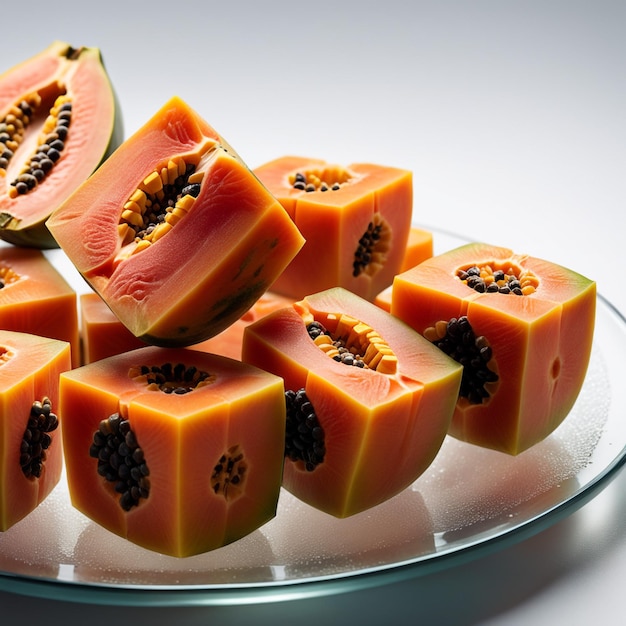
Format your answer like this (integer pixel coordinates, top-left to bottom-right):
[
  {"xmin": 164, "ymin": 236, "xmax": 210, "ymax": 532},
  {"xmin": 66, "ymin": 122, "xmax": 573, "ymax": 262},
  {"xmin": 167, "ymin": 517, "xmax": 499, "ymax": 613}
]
[
  {"xmin": 242, "ymin": 287, "xmax": 463, "ymax": 518},
  {"xmin": 79, "ymin": 290, "xmax": 295, "ymax": 364},
  {"xmin": 59, "ymin": 346, "xmax": 286, "ymax": 557},
  {"xmin": 47, "ymin": 96, "xmax": 304, "ymax": 348},
  {"xmin": 79, "ymin": 292, "xmax": 146, "ymax": 364},
  {"xmin": 0, "ymin": 41, "xmax": 122, "ymax": 248},
  {"xmin": 254, "ymin": 156, "xmax": 413, "ymax": 302},
  {"xmin": 0, "ymin": 330, "xmax": 71, "ymax": 531},
  {"xmin": 400, "ymin": 226, "xmax": 434, "ymax": 272},
  {"xmin": 0, "ymin": 245, "xmax": 80, "ymax": 367},
  {"xmin": 374, "ymin": 226, "xmax": 434, "ymax": 312},
  {"xmin": 390, "ymin": 242, "xmax": 596, "ymax": 454}
]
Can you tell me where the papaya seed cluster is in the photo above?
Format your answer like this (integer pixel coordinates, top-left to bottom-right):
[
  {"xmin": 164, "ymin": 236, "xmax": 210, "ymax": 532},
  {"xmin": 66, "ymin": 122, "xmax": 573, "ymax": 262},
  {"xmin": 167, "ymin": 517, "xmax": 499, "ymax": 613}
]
[
  {"xmin": 0, "ymin": 91, "xmax": 73, "ymax": 197},
  {"xmin": 118, "ymin": 156, "xmax": 204, "ymax": 253},
  {"xmin": 20, "ymin": 397, "xmax": 58, "ymax": 479},
  {"xmin": 306, "ymin": 312, "xmax": 398, "ymax": 375},
  {"xmin": 289, "ymin": 165, "xmax": 352, "ymax": 192},
  {"xmin": 211, "ymin": 444, "xmax": 247, "ymax": 500},
  {"xmin": 89, "ymin": 413, "xmax": 150, "ymax": 512},
  {"xmin": 424, "ymin": 316, "xmax": 499, "ymax": 405},
  {"xmin": 128, "ymin": 362, "xmax": 214, "ymax": 394},
  {"xmin": 353, "ymin": 212, "xmax": 391, "ymax": 278},
  {"xmin": 457, "ymin": 262, "xmax": 538, "ymax": 295},
  {"xmin": 284, "ymin": 388, "xmax": 325, "ymax": 472}
]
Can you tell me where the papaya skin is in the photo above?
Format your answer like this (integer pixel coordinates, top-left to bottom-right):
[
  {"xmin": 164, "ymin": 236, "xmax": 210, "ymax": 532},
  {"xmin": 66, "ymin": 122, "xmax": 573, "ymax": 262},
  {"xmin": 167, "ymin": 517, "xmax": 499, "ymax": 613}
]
[
  {"xmin": 254, "ymin": 156, "xmax": 413, "ymax": 302},
  {"xmin": 46, "ymin": 96, "xmax": 304, "ymax": 347},
  {"xmin": 60, "ymin": 346, "xmax": 286, "ymax": 557},
  {"xmin": 391, "ymin": 242, "xmax": 596, "ymax": 454},
  {"xmin": 242, "ymin": 287, "xmax": 462, "ymax": 517},
  {"xmin": 0, "ymin": 41, "xmax": 123, "ymax": 248},
  {"xmin": 0, "ymin": 331, "xmax": 71, "ymax": 531}
]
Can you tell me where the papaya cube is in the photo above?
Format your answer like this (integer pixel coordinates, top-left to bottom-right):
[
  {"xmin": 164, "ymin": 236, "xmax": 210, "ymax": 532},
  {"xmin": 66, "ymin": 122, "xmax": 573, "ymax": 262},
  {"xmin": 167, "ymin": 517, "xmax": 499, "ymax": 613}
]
[
  {"xmin": 0, "ymin": 330, "xmax": 71, "ymax": 530},
  {"xmin": 254, "ymin": 156, "xmax": 413, "ymax": 302},
  {"xmin": 80, "ymin": 293, "xmax": 146, "ymax": 364},
  {"xmin": 391, "ymin": 242, "xmax": 596, "ymax": 454},
  {"xmin": 242, "ymin": 287, "xmax": 463, "ymax": 518},
  {"xmin": 60, "ymin": 346, "xmax": 286, "ymax": 557},
  {"xmin": 0, "ymin": 246, "xmax": 79, "ymax": 366}
]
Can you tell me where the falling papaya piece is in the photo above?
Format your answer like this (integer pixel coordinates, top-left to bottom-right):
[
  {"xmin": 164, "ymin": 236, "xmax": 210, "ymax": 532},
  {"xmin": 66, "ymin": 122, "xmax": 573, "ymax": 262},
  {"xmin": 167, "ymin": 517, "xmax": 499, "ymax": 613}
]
[{"xmin": 46, "ymin": 96, "xmax": 304, "ymax": 347}]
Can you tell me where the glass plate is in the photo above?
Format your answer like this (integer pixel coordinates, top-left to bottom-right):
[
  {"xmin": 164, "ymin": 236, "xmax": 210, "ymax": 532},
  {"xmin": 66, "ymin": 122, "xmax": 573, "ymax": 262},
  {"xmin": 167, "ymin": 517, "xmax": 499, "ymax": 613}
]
[{"xmin": 0, "ymin": 231, "xmax": 624, "ymax": 607}]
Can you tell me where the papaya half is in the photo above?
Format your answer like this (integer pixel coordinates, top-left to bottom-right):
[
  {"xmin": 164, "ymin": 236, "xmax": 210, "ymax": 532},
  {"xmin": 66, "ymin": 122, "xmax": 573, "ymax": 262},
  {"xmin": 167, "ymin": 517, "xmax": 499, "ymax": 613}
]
[
  {"xmin": 0, "ymin": 41, "xmax": 122, "ymax": 248},
  {"xmin": 59, "ymin": 346, "xmax": 286, "ymax": 557},
  {"xmin": 0, "ymin": 245, "xmax": 80, "ymax": 366},
  {"xmin": 242, "ymin": 287, "xmax": 463, "ymax": 518},
  {"xmin": 253, "ymin": 156, "xmax": 413, "ymax": 302},
  {"xmin": 46, "ymin": 96, "xmax": 305, "ymax": 347},
  {"xmin": 390, "ymin": 242, "xmax": 596, "ymax": 454},
  {"xmin": 0, "ymin": 330, "xmax": 71, "ymax": 531}
]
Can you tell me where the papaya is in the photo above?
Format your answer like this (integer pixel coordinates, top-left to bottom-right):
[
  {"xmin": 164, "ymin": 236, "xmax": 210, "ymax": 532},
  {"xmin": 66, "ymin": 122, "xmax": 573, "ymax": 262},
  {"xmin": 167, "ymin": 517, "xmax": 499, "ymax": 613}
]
[
  {"xmin": 46, "ymin": 96, "xmax": 304, "ymax": 347},
  {"xmin": 59, "ymin": 346, "xmax": 286, "ymax": 557},
  {"xmin": 253, "ymin": 155, "xmax": 413, "ymax": 302},
  {"xmin": 0, "ymin": 41, "xmax": 122, "ymax": 248},
  {"xmin": 0, "ymin": 330, "xmax": 71, "ymax": 531},
  {"xmin": 399, "ymin": 226, "xmax": 434, "ymax": 272},
  {"xmin": 0, "ymin": 245, "xmax": 80, "ymax": 366},
  {"xmin": 373, "ymin": 226, "xmax": 434, "ymax": 312},
  {"xmin": 242, "ymin": 287, "xmax": 463, "ymax": 517},
  {"xmin": 390, "ymin": 242, "xmax": 596, "ymax": 454},
  {"xmin": 79, "ymin": 292, "xmax": 146, "ymax": 364},
  {"xmin": 80, "ymin": 290, "xmax": 295, "ymax": 364}
]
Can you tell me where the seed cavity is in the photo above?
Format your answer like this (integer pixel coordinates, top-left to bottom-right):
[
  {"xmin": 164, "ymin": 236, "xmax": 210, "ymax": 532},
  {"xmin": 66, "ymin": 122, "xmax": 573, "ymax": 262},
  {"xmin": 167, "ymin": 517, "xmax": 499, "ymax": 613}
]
[
  {"xmin": 424, "ymin": 316, "xmax": 499, "ymax": 405},
  {"xmin": 457, "ymin": 261, "xmax": 538, "ymax": 296},
  {"xmin": 305, "ymin": 313, "xmax": 398, "ymax": 375},
  {"xmin": 285, "ymin": 388, "xmax": 325, "ymax": 472},
  {"xmin": 128, "ymin": 362, "xmax": 215, "ymax": 394},
  {"xmin": 1, "ymin": 91, "xmax": 73, "ymax": 198},
  {"xmin": 211, "ymin": 444, "xmax": 247, "ymax": 500},
  {"xmin": 353, "ymin": 212, "xmax": 391, "ymax": 278},
  {"xmin": 0, "ymin": 263, "xmax": 21, "ymax": 289},
  {"xmin": 89, "ymin": 413, "xmax": 150, "ymax": 512},
  {"xmin": 20, "ymin": 397, "xmax": 58, "ymax": 479},
  {"xmin": 119, "ymin": 156, "xmax": 206, "ymax": 253},
  {"xmin": 288, "ymin": 164, "xmax": 353, "ymax": 192}
]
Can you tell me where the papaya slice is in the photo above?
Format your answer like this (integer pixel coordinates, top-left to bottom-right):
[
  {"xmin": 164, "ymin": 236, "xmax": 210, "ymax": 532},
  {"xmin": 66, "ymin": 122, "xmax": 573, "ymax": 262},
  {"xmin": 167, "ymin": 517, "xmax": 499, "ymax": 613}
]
[
  {"xmin": 253, "ymin": 156, "xmax": 413, "ymax": 302},
  {"xmin": 242, "ymin": 287, "xmax": 463, "ymax": 517},
  {"xmin": 60, "ymin": 346, "xmax": 286, "ymax": 557},
  {"xmin": 80, "ymin": 290, "xmax": 294, "ymax": 364},
  {"xmin": 391, "ymin": 242, "xmax": 596, "ymax": 454},
  {"xmin": 0, "ymin": 41, "xmax": 122, "ymax": 248},
  {"xmin": 0, "ymin": 245, "xmax": 80, "ymax": 366},
  {"xmin": 0, "ymin": 330, "xmax": 71, "ymax": 531},
  {"xmin": 47, "ymin": 96, "xmax": 304, "ymax": 348}
]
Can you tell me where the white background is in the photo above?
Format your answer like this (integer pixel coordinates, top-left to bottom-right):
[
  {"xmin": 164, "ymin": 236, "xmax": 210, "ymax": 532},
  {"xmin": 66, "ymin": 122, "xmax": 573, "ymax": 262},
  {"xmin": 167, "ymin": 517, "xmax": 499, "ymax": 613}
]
[{"xmin": 1, "ymin": 1, "xmax": 625, "ymax": 624}]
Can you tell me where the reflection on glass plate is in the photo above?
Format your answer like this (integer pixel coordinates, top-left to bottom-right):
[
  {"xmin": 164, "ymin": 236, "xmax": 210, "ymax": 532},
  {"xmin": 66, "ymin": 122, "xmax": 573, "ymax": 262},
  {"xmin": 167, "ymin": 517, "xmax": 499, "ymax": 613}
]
[{"xmin": 0, "ymin": 231, "xmax": 624, "ymax": 606}]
